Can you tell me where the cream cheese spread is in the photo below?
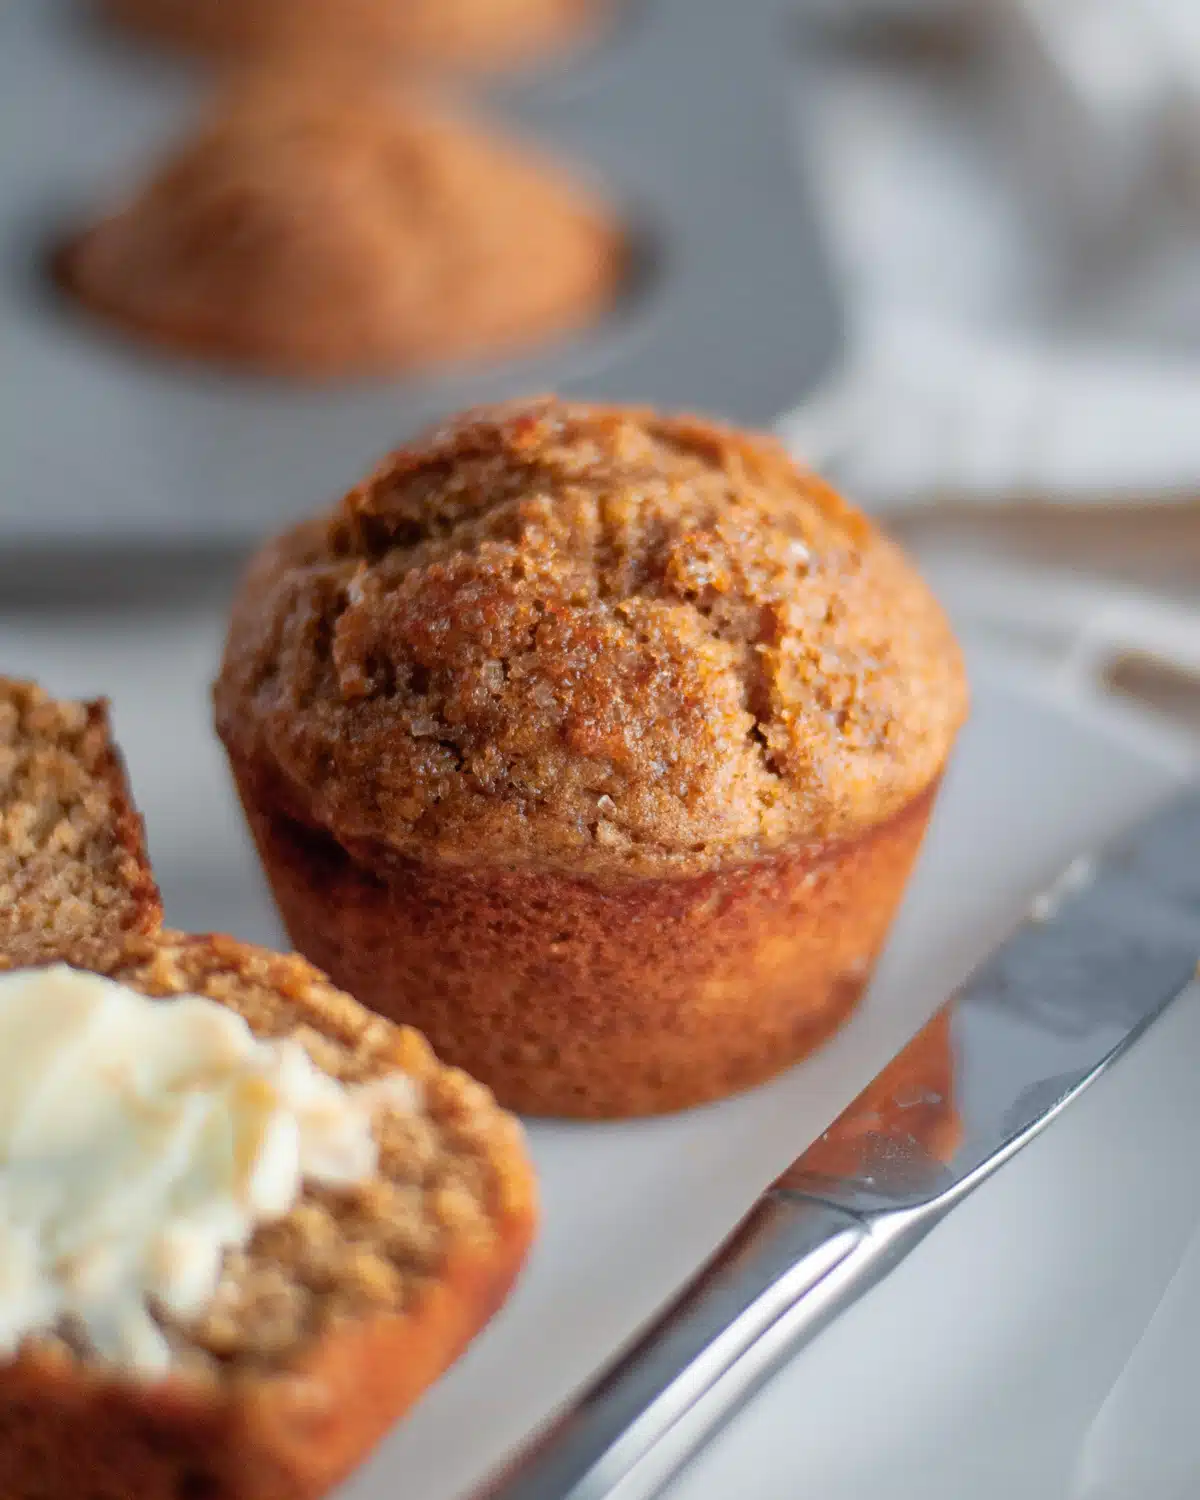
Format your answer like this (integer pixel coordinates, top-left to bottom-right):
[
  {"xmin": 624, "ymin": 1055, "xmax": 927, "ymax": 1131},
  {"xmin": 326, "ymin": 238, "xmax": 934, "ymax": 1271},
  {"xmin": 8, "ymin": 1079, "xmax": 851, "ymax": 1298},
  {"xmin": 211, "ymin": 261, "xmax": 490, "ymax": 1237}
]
[{"xmin": 0, "ymin": 964, "xmax": 415, "ymax": 1375}]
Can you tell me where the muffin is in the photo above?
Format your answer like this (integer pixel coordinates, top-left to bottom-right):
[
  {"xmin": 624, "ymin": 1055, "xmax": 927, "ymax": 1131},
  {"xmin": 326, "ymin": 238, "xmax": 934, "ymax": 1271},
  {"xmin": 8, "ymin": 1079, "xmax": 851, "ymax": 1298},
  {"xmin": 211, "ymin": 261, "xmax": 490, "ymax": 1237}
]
[
  {"xmin": 0, "ymin": 935, "xmax": 536, "ymax": 1500},
  {"xmin": 0, "ymin": 677, "xmax": 161, "ymax": 971},
  {"xmin": 0, "ymin": 675, "xmax": 536, "ymax": 1500},
  {"xmin": 214, "ymin": 398, "xmax": 969, "ymax": 1118},
  {"xmin": 24, "ymin": 931, "xmax": 536, "ymax": 1500},
  {"xmin": 104, "ymin": 0, "xmax": 596, "ymax": 72},
  {"xmin": 56, "ymin": 81, "xmax": 619, "ymax": 380}
]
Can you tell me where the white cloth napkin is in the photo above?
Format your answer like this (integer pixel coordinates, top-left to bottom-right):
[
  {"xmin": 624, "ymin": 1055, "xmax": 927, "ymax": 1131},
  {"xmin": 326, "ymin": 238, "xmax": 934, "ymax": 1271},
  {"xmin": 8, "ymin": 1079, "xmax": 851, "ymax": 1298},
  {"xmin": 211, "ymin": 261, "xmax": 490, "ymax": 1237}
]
[
  {"xmin": 785, "ymin": 0, "xmax": 1200, "ymax": 516},
  {"xmin": 783, "ymin": 310, "xmax": 1200, "ymax": 514}
]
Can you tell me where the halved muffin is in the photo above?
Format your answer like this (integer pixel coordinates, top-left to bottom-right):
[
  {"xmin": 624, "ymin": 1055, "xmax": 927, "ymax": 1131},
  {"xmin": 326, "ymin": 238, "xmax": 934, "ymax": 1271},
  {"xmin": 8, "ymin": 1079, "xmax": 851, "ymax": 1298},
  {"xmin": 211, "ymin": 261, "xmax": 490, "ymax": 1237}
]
[
  {"xmin": 215, "ymin": 398, "xmax": 969, "ymax": 1117},
  {"xmin": 0, "ymin": 677, "xmax": 536, "ymax": 1500}
]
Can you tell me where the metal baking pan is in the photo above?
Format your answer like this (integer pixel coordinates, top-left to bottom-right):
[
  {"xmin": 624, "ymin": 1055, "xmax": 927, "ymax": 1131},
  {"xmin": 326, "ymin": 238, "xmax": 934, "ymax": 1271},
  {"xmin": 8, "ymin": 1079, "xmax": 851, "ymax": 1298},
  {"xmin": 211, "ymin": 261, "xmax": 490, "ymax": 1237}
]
[{"xmin": 0, "ymin": 0, "xmax": 841, "ymax": 550}]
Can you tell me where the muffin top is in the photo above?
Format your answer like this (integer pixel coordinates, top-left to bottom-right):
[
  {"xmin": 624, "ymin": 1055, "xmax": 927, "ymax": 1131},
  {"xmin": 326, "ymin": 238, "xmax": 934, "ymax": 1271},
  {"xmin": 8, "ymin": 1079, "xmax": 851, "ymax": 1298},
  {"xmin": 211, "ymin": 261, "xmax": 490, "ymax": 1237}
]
[
  {"xmin": 59, "ymin": 81, "xmax": 617, "ymax": 377},
  {"xmin": 105, "ymin": 0, "xmax": 595, "ymax": 71},
  {"xmin": 216, "ymin": 399, "xmax": 968, "ymax": 877}
]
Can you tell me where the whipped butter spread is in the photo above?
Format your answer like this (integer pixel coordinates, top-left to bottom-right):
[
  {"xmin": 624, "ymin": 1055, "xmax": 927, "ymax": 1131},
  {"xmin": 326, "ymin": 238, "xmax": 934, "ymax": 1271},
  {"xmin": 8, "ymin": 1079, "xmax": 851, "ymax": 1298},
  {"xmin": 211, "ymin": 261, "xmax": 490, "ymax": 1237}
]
[{"xmin": 0, "ymin": 964, "xmax": 416, "ymax": 1375}]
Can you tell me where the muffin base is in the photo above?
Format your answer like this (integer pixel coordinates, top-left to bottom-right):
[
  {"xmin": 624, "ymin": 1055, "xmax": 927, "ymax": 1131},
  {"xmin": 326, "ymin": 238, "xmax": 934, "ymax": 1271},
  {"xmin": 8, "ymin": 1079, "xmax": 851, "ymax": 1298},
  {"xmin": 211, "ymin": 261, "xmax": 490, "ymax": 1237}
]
[
  {"xmin": 53, "ymin": 226, "xmax": 619, "ymax": 384},
  {"xmin": 231, "ymin": 772, "xmax": 940, "ymax": 1118}
]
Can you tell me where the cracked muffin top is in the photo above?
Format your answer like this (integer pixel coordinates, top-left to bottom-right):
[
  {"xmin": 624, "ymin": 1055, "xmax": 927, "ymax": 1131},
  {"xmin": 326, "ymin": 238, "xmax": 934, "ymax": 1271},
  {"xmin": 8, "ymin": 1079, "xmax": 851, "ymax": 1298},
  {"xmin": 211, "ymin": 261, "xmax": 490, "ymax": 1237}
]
[{"xmin": 215, "ymin": 399, "xmax": 968, "ymax": 877}]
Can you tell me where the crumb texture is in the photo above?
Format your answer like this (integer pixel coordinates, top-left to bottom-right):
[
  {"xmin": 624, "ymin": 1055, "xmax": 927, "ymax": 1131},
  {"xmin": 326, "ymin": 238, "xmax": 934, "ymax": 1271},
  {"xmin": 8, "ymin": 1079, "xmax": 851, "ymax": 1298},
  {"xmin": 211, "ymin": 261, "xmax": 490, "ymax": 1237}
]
[
  {"xmin": 101, "ymin": 932, "xmax": 531, "ymax": 1379},
  {"xmin": 0, "ymin": 678, "xmax": 536, "ymax": 1500},
  {"xmin": 59, "ymin": 84, "xmax": 619, "ymax": 378},
  {"xmin": 217, "ymin": 399, "xmax": 969, "ymax": 876},
  {"xmin": 0, "ymin": 678, "xmax": 161, "ymax": 970},
  {"xmin": 104, "ymin": 0, "xmax": 595, "ymax": 70}
]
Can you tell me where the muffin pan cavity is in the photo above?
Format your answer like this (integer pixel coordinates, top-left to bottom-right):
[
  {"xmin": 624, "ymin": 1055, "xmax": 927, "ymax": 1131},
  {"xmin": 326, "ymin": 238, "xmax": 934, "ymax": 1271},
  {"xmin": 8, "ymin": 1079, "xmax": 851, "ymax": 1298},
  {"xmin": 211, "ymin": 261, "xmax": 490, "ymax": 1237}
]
[{"xmin": 0, "ymin": 0, "xmax": 840, "ymax": 547}]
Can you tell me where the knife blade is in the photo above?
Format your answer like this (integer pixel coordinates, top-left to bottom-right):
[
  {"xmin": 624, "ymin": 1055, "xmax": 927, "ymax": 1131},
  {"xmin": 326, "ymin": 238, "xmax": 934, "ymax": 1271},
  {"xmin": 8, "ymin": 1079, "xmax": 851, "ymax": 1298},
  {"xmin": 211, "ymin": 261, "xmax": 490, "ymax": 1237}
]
[{"xmin": 468, "ymin": 787, "xmax": 1200, "ymax": 1500}]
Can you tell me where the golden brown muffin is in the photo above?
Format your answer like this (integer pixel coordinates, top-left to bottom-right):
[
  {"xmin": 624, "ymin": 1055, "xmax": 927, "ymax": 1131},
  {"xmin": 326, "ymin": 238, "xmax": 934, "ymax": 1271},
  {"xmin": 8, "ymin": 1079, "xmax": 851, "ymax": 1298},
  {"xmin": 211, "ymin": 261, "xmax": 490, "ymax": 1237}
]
[
  {"xmin": 104, "ymin": 0, "xmax": 596, "ymax": 72},
  {"xmin": 214, "ymin": 398, "xmax": 969, "ymax": 1117},
  {"xmin": 0, "ymin": 677, "xmax": 161, "ymax": 972},
  {"xmin": 56, "ymin": 81, "xmax": 619, "ymax": 380},
  {"xmin": 0, "ymin": 933, "xmax": 536, "ymax": 1500},
  {"xmin": 0, "ymin": 680, "xmax": 536, "ymax": 1500}
]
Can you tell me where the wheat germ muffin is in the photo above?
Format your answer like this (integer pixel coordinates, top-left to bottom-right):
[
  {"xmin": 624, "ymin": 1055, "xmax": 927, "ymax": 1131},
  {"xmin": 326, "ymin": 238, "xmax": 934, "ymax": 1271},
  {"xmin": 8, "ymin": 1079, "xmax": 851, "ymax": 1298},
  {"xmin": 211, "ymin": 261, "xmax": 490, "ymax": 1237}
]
[
  {"xmin": 104, "ymin": 0, "xmax": 596, "ymax": 72},
  {"xmin": 0, "ymin": 678, "xmax": 161, "ymax": 971},
  {"xmin": 215, "ymin": 398, "xmax": 969, "ymax": 1118},
  {"xmin": 0, "ymin": 675, "xmax": 536, "ymax": 1500},
  {"xmin": 56, "ymin": 80, "xmax": 619, "ymax": 380}
]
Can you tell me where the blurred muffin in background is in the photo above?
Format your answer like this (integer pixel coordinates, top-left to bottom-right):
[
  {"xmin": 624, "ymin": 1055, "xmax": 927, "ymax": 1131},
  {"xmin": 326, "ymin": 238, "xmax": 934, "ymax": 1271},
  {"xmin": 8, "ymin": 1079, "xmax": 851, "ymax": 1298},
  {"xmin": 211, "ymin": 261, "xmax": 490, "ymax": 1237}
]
[
  {"xmin": 55, "ymin": 79, "xmax": 620, "ymax": 381},
  {"xmin": 102, "ymin": 0, "xmax": 597, "ymax": 71}
]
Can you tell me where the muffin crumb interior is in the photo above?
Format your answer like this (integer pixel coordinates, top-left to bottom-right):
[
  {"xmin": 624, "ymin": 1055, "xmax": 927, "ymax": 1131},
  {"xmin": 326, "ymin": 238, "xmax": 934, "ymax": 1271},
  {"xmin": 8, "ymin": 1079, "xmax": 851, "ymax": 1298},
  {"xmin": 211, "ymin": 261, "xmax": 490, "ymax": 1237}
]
[{"xmin": 0, "ymin": 680, "xmax": 160, "ymax": 971}]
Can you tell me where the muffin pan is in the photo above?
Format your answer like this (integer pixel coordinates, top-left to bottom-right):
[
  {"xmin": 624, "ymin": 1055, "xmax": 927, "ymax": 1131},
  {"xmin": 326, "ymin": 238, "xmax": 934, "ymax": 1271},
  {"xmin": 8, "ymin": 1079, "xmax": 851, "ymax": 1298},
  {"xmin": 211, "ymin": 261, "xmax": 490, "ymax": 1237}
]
[{"xmin": 0, "ymin": 0, "xmax": 841, "ymax": 548}]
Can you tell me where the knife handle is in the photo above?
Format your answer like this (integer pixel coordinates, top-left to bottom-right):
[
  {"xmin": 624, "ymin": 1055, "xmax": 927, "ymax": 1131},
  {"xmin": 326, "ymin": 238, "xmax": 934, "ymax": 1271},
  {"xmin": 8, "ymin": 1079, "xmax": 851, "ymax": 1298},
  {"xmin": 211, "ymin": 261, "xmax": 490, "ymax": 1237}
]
[{"xmin": 470, "ymin": 1192, "xmax": 927, "ymax": 1500}]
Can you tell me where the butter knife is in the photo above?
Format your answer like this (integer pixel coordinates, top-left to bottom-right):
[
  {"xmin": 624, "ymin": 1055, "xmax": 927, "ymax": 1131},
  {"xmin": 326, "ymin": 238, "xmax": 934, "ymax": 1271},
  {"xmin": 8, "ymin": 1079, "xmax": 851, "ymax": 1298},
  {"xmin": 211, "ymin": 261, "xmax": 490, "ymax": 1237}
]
[{"xmin": 470, "ymin": 787, "xmax": 1200, "ymax": 1500}]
